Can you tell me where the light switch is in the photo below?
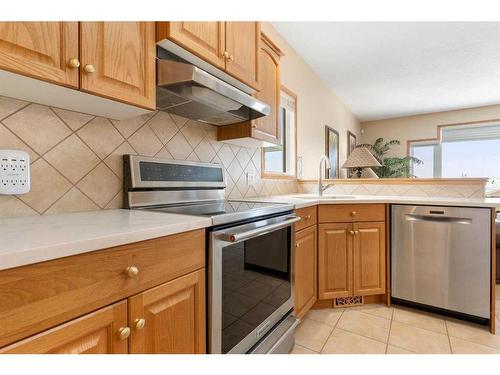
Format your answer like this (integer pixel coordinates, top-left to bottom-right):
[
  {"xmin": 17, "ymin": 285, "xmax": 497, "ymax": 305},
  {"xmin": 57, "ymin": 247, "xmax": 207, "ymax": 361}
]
[
  {"xmin": 246, "ymin": 172, "xmax": 255, "ymax": 187},
  {"xmin": 0, "ymin": 150, "xmax": 30, "ymax": 195}
]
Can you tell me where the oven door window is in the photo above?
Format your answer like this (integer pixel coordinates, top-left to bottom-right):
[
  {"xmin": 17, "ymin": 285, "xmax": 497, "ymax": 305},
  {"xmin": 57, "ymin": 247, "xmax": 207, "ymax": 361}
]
[{"xmin": 221, "ymin": 227, "xmax": 291, "ymax": 353}]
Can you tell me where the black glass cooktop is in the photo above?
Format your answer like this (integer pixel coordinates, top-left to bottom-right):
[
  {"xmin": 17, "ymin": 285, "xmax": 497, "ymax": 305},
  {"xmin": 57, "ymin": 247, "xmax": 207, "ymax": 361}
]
[{"xmin": 146, "ymin": 200, "xmax": 292, "ymax": 225}]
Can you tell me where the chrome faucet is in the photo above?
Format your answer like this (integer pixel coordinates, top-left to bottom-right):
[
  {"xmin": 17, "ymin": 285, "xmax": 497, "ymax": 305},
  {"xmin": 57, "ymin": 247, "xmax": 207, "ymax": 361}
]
[{"xmin": 318, "ymin": 155, "xmax": 333, "ymax": 197}]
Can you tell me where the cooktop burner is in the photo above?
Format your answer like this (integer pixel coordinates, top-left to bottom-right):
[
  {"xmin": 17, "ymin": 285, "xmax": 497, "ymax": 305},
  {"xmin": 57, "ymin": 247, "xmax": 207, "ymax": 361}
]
[{"xmin": 146, "ymin": 200, "xmax": 291, "ymax": 226}]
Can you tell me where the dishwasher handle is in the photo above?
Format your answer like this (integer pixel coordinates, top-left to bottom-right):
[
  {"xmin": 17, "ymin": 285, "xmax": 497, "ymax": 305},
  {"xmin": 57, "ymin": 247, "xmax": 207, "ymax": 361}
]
[{"xmin": 405, "ymin": 213, "xmax": 472, "ymax": 225}]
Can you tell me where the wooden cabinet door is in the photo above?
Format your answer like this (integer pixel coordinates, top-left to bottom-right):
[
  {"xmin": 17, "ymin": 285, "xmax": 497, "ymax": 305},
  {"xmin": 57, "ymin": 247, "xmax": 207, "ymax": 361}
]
[
  {"xmin": 318, "ymin": 223, "xmax": 353, "ymax": 299},
  {"xmin": 294, "ymin": 226, "xmax": 317, "ymax": 318},
  {"xmin": 225, "ymin": 22, "xmax": 260, "ymax": 90},
  {"xmin": 128, "ymin": 269, "xmax": 205, "ymax": 354},
  {"xmin": 0, "ymin": 302, "xmax": 127, "ymax": 354},
  {"xmin": 163, "ymin": 22, "xmax": 225, "ymax": 69},
  {"xmin": 0, "ymin": 22, "xmax": 78, "ymax": 87},
  {"xmin": 353, "ymin": 222, "xmax": 386, "ymax": 296},
  {"xmin": 254, "ymin": 35, "xmax": 281, "ymax": 144},
  {"xmin": 80, "ymin": 22, "xmax": 156, "ymax": 109}
]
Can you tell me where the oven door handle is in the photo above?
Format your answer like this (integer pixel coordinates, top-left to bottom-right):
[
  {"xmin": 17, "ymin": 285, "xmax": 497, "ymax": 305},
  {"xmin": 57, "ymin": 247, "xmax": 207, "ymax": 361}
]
[{"xmin": 221, "ymin": 215, "xmax": 301, "ymax": 242}]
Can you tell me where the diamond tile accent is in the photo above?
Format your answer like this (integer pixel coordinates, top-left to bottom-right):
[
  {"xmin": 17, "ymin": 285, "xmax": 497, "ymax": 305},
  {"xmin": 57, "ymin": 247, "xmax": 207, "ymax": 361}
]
[
  {"xmin": 0, "ymin": 123, "xmax": 39, "ymax": 162},
  {"xmin": 127, "ymin": 124, "xmax": 163, "ymax": 157},
  {"xmin": 104, "ymin": 142, "xmax": 136, "ymax": 179},
  {"xmin": 111, "ymin": 112, "xmax": 156, "ymax": 138},
  {"xmin": 0, "ymin": 95, "xmax": 28, "ymax": 120},
  {"xmin": 44, "ymin": 134, "xmax": 100, "ymax": 184},
  {"xmin": 77, "ymin": 117, "xmax": 124, "ymax": 159},
  {"xmin": 45, "ymin": 187, "xmax": 99, "ymax": 215},
  {"xmin": 19, "ymin": 158, "xmax": 72, "ymax": 213},
  {"xmin": 52, "ymin": 107, "xmax": 94, "ymax": 131},
  {"xmin": 181, "ymin": 120, "xmax": 206, "ymax": 148},
  {"xmin": 155, "ymin": 147, "xmax": 174, "ymax": 159},
  {"xmin": 3, "ymin": 104, "xmax": 71, "ymax": 155},
  {"xmin": 217, "ymin": 144, "xmax": 235, "ymax": 167},
  {"xmin": 0, "ymin": 196, "xmax": 38, "ymax": 217},
  {"xmin": 77, "ymin": 163, "xmax": 121, "ymax": 208},
  {"xmin": 148, "ymin": 111, "xmax": 178, "ymax": 144},
  {"xmin": 193, "ymin": 139, "xmax": 216, "ymax": 162},
  {"xmin": 165, "ymin": 132, "xmax": 193, "ymax": 159},
  {"xmin": 236, "ymin": 147, "xmax": 251, "ymax": 169}
]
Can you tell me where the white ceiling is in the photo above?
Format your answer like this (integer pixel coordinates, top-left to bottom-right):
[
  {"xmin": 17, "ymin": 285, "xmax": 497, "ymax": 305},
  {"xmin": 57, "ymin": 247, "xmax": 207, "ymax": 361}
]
[{"xmin": 272, "ymin": 22, "xmax": 500, "ymax": 122}]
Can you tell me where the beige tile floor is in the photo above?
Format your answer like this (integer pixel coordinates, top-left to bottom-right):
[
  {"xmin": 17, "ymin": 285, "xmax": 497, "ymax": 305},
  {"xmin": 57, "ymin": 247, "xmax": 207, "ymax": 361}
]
[{"xmin": 292, "ymin": 289, "xmax": 500, "ymax": 354}]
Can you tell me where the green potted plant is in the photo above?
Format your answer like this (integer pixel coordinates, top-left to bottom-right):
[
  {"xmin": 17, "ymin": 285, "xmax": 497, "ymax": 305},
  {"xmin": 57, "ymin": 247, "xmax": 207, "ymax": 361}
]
[{"xmin": 356, "ymin": 138, "xmax": 423, "ymax": 178}]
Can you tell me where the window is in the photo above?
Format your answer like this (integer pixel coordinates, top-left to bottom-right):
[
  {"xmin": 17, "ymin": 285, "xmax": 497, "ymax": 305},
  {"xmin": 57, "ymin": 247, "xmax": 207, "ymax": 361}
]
[
  {"xmin": 409, "ymin": 122, "xmax": 500, "ymax": 191},
  {"xmin": 262, "ymin": 87, "xmax": 297, "ymax": 178}
]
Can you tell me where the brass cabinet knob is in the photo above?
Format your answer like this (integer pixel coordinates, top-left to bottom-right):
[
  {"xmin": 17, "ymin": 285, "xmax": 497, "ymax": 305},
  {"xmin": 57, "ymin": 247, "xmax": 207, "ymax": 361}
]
[
  {"xmin": 68, "ymin": 58, "xmax": 80, "ymax": 68},
  {"xmin": 349, "ymin": 230, "xmax": 355, "ymax": 235},
  {"xmin": 354, "ymin": 230, "xmax": 359, "ymax": 235},
  {"xmin": 251, "ymin": 124, "xmax": 257, "ymax": 129},
  {"xmin": 83, "ymin": 64, "xmax": 96, "ymax": 73},
  {"xmin": 295, "ymin": 242, "xmax": 300, "ymax": 248},
  {"xmin": 134, "ymin": 318, "xmax": 146, "ymax": 330},
  {"xmin": 229, "ymin": 54, "xmax": 234, "ymax": 61},
  {"xmin": 350, "ymin": 211, "xmax": 357, "ymax": 216},
  {"xmin": 118, "ymin": 327, "xmax": 131, "ymax": 340},
  {"xmin": 304, "ymin": 215, "xmax": 311, "ymax": 220},
  {"xmin": 126, "ymin": 266, "xmax": 139, "ymax": 278},
  {"xmin": 223, "ymin": 51, "xmax": 231, "ymax": 59}
]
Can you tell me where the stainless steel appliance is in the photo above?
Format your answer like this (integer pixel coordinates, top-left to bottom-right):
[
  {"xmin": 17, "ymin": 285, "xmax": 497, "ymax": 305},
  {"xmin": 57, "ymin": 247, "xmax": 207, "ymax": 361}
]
[
  {"xmin": 123, "ymin": 155, "xmax": 300, "ymax": 354},
  {"xmin": 391, "ymin": 204, "xmax": 491, "ymax": 322},
  {"xmin": 156, "ymin": 43, "xmax": 270, "ymax": 125}
]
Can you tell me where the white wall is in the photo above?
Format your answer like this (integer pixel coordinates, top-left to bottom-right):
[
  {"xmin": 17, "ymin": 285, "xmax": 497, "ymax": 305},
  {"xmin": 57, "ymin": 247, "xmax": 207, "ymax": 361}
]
[{"xmin": 262, "ymin": 23, "xmax": 361, "ymax": 179}]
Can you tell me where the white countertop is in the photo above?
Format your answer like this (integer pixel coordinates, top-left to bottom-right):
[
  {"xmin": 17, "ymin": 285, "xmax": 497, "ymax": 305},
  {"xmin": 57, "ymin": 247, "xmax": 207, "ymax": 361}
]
[
  {"xmin": 1, "ymin": 194, "xmax": 498, "ymax": 271},
  {"xmin": 242, "ymin": 194, "xmax": 500, "ymax": 210},
  {"xmin": 0, "ymin": 209, "xmax": 211, "ymax": 271}
]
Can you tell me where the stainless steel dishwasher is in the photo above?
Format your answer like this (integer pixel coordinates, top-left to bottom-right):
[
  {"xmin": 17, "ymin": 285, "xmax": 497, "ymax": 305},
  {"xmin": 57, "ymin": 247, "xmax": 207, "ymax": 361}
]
[{"xmin": 391, "ymin": 204, "xmax": 491, "ymax": 321}]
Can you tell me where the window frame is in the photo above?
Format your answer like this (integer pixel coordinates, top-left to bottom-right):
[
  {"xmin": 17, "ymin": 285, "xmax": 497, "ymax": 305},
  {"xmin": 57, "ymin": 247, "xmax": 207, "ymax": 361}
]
[{"xmin": 261, "ymin": 85, "xmax": 297, "ymax": 180}]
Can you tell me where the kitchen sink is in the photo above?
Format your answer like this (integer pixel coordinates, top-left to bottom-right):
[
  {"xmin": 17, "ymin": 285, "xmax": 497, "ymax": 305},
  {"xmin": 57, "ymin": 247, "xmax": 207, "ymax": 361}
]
[{"xmin": 291, "ymin": 194, "xmax": 356, "ymax": 200}]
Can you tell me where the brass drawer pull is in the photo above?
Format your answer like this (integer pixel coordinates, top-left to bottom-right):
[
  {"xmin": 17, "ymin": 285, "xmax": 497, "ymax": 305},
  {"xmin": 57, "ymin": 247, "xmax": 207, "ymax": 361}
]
[
  {"xmin": 126, "ymin": 266, "xmax": 139, "ymax": 278},
  {"xmin": 118, "ymin": 327, "xmax": 131, "ymax": 340},
  {"xmin": 134, "ymin": 318, "xmax": 146, "ymax": 330},
  {"xmin": 350, "ymin": 211, "xmax": 357, "ymax": 216},
  {"xmin": 349, "ymin": 230, "xmax": 355, "ymax": 235},
  {"xmin": 83, "ymin": 64, "xmax": 96, "ymax": 73}
]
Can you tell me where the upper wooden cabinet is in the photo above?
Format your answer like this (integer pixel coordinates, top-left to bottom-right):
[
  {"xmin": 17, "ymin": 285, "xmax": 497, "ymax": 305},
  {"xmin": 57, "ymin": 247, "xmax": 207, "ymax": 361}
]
[
  {"xmin": 162, "ymin": 21, "xmax": 226, "ymax": 69},
  {"xmin": 80, "ymin": 22, "xmax": 156, "ymax": 109},
  {"xmin": 128, "ymin": 269, "xmax": 206, "ymax": 354},
  {"xmin": 294, "ymin": 225, "xmax": 317, "ymax": 318},
  {"xmin": 225, "ymin": 22, "xmax": 260, "ymax": 90},
  {"xmin": 217, "ymin": 32, "xmax": 284, "ymax": 147},
  {"xmin": 0, "ymin": 302, "xmax": 128, "ymax": 354},
  {"xmin": 158, "ymin": 21, "xmax": 260, "ymax": 90},
  {"xmin": 0, "ymin": 21, "xmax": 156, "ymax": 110},
  {"xmin": 0, "ymin": 22, "xmax": 79, "ymax": 88}
]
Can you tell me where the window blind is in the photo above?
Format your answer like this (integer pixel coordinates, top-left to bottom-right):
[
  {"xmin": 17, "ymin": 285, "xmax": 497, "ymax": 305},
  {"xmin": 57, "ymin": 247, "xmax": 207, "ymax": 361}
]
[{"xmin": 441, "ymin": 123, "xmax": 500, "ymax": 142}]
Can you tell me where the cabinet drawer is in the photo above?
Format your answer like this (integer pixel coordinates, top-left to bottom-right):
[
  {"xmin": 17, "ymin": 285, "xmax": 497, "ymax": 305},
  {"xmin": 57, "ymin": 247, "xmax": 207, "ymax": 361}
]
[
  {"xmin": 318, "ymin": 204, "xmax": 385, "ymax": 223},
  {"xmin": 0, "ymin": 229, "xmax": 205, "ymax": 348},
  {"xmin": 294, "ymin": 206, "xmax": 317, "ymax": 231}
]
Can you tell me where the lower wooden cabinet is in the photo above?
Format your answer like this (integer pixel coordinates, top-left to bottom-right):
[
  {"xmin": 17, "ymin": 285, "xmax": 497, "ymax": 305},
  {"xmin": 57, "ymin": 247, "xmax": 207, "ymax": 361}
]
[
  {"xmin": 294, "ymin": 225, "xmax": 317, "ymax": 318},
  {"xmin": 128, "ymin": 269, "xmax": 206, "ymax": 354},
  {"xmin": 0, "ymin": 301, "xmax": 128, "ymax": 354},
  {"xmin": 318, "ymin": 221, "xmax": 386, "ymax": 299}
]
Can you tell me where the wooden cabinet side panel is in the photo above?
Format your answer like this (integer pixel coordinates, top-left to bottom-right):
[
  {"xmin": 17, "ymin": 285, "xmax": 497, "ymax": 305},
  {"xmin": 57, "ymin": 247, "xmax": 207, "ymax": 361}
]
[
  {"xmin": 224, "ymin": 22, "xmax": 260, "ymax": 90},
  {"xmin": 161, "ymin": 21, "xmax": 225, "ymax": 69},
  {"xmin": 0, "ymin": 301, "xmax": 128, "ymax": 354},
  {"xmin": 254, "ymin": 39, "xmax": 280, "ymax": 144},
  {"xmin": 294, "ymin": 226, "xmax": 317, "ymax": 318},
  {"xmin": 318, "ymin": 223, "xmax": 353, "ymax": 299},
  {"xmin": 128, "ymin": 269, "xmax": 206, "ymax": 354},
  {"xmin": 80, "ymin": 22, "xmax": 156, "ymax": 109},
  {"xmin": 0, "ymin": 22, "xmax": 78, "ymax": 87},
  {"xmin": 353, "ymin": 222, "xmax": 386, "ymax": 296}
]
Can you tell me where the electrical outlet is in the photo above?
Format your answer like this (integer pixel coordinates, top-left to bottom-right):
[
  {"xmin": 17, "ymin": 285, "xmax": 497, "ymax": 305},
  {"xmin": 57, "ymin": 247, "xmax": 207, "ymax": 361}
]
[
  {"xmin": 246, "ymin": 172, "xmax": 255, "ymax": 187},
  {"xmin": 0, "ymin": 150, "xmax": 30, "ymax": 195}
]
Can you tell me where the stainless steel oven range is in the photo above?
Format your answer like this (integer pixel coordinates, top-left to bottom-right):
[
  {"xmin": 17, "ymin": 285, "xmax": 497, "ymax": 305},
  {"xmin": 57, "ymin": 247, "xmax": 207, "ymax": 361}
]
[{"xmin": 123, "ymin": 155, "xmax": 300, "ymax": 354}]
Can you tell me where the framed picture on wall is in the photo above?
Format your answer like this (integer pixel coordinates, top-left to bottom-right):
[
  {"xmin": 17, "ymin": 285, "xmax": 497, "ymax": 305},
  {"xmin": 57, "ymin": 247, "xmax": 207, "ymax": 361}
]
[
  {"xmin": 347, "ymin": 131, "xmax": 357, "ymax": 178},
  {"xmin": 347, "ymin": 130, "xmax": 357, "ymax": 156},
  {"xmin": 325, "ymin": 126, "xmax": 339, "ymax": 179}
]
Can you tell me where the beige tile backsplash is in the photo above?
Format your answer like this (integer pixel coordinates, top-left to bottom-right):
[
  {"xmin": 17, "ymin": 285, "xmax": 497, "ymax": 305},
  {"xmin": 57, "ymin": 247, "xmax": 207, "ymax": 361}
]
[{"xmin": 0, "ymin": 95, "xmax": 297, "ymax": 218}]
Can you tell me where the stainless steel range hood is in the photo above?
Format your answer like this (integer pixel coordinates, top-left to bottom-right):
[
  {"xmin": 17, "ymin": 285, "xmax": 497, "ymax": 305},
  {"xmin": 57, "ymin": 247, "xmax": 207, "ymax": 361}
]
[{"xmin": 156, "ymin": 44, "xmax": 270, "ymax": 126}]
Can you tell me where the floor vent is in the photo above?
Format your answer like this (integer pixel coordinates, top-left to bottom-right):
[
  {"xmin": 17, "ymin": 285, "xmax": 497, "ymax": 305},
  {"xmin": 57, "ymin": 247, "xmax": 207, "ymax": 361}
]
[{"xmin": 334, "ymin": 296, "xmax": 364, "ymax": 308}]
